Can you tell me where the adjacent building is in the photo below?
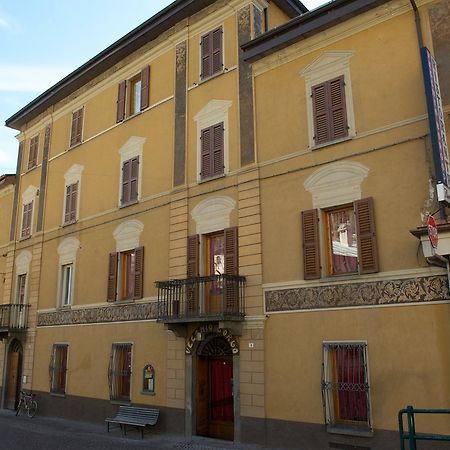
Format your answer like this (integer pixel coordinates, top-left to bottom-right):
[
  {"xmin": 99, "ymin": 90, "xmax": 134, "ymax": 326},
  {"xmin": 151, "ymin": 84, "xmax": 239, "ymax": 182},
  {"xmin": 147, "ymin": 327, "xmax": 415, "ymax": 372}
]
[{"xmin": 1, "ymin": 0, "xmax": 449, "ymax": 448}]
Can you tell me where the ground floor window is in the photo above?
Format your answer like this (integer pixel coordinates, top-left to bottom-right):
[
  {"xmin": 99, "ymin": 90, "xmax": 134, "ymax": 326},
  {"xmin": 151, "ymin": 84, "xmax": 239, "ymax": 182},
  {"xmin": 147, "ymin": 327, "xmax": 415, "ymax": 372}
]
[
  {"xmin": 322, "ymin": 342, "xmax": 371, "ymax": 431},
  {"xmin": 49, "ymin": 344, "xmax": 68, "ymax": 395},
  {"xmin": 108, "ymin": 343, "xmax": 132, "ymax": 402}
]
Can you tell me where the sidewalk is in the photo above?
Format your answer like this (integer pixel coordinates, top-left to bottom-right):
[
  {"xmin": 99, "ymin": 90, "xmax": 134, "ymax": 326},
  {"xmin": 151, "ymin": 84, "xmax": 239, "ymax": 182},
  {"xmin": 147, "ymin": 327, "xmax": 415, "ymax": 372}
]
[{"xmin": 0, "ymin": 409, "xmax": 280, "ymax": 450}]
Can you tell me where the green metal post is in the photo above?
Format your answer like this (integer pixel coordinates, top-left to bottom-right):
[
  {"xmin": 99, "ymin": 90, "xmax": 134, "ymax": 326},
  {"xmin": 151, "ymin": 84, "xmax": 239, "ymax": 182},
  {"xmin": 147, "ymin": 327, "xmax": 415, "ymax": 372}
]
[{"xmin": 407, "ymin": 405, "xmax": 417, "ymax": 450}]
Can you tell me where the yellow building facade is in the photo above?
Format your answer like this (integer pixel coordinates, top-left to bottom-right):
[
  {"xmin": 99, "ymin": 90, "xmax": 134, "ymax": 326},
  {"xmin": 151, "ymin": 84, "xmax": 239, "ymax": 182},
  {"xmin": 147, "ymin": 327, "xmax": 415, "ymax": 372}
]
[{"xmin": 2, "ymin": 0, "xmax": 449, "ymax": 448}]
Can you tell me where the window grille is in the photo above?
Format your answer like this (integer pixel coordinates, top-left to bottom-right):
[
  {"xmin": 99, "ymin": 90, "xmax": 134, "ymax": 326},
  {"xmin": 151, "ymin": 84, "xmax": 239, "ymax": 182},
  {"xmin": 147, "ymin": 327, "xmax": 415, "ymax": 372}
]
[
  {"xmin": 49, "ymin": 344, "xmax": 68, "ymax": 395},
  {"xmin": 108, "ymin": 343, "xmax": 132, "ymax": 402}
]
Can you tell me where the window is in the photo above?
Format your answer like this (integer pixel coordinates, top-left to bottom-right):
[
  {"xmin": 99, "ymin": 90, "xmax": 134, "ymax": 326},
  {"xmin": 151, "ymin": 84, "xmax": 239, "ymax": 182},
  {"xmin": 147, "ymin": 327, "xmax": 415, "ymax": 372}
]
[
  {"xmin": 107, "ymin": 247, "xmax": 144, "ymax": 302},
  {"xmin": 200, "ymin": 123, "xmax": 224, "ymax": 180},
  {"xmin": 312, "ymin": 76, "xmax": 348, "ymax": 145},
  {"xmin": 16, "ymin": 274, "xmax": 27, "ymax": 304},
  {"xmin": 301, "ymin": 197, "xmax": 378, "ymax": 280},
  {"xmin": 108, "ymin": 343, "xmax": 132, "ymax": 402},
  {"xmin": 60, "ymin": 264, "xmax": 73, "ymax": 307},
  {"xmin": 21, "ymin": 201, "xmax": 33, "ymax": 239},
  {"xmin": 64, "ymin": 182, "xmax": 78, "ymax": 224},
  {"xmin": 322, "ymin": 342, "xmax": 371, "ymax": 432},
  {"xmin": 116, "ymin": 66, "xmax": 150, "ymax": 122},
  {"xmin": 49, "ymin": 344, "xmax": 68, "ymax": 395},
  {"xmin": 70, "ymin": 107, "xmax": 84, "ymax": 147},
  {"xmin": 28, "ymin": 135, "xmax": 39, "ymax": 170},
  {"xmin": 142, "ymin": 364, "xmax": 155, "ymax": 394},
  {"xmin": 201, "ymin": 27, "xmax": 223, "ymax": 80},
  {"xmin": 120, "ymin": 157, "xmax": 139, "ymax": 206}
]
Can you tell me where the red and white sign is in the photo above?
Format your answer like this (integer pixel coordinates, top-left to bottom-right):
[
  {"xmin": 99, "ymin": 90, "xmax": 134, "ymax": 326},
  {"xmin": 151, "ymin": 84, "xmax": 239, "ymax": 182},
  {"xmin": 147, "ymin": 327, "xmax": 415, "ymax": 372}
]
[{"xmin": 427, "ymin": 215, "xmax": 439, "ymax": 249}]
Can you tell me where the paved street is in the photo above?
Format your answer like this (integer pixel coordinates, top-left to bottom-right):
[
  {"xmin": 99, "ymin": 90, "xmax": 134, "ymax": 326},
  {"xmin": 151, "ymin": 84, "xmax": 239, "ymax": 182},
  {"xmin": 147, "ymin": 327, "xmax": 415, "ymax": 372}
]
[{"xmin": 0, "ymin": 409, "xmax": 273, "ymax": 450}]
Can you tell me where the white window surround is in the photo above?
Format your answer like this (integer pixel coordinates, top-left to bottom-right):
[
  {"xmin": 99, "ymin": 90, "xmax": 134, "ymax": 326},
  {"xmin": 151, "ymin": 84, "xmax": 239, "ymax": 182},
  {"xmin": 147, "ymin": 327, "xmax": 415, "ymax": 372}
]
[
  {"xmin": 300, "ymin": 51, "xmax": 356, "ymax": 149},
  {"xmin": 194, "ymin": 100, "xmax": 232, "ymax": 182},
  {"xmin": 304, "ymin": 161, "xmax": 369, "ymax": 209},
  {"xmin": 113, "ymin": 220, "xmax": 144, "ymax": 252},
  {"xmin": 191, "ymin": 196, "xmax": 236, "ymax": 235},
  {"xmin": 57, "ymin": 237, "xmax": 80, "ymax": 308},
  {"xmin": 15, "ymin": 250, "xmax": 32, "ymax": 276},
  {"xmin": 63, "ymin": 164, "xmax": 84, "ymax": 225},
  {"xmin": 118, "ymin": 136, "xmax": 145, "ymax": 206}
]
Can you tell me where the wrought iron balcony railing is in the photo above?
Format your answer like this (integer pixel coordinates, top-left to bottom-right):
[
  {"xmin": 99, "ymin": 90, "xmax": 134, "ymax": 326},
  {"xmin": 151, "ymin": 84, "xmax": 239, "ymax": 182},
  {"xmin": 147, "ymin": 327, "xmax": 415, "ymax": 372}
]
[
  {"xmin": 156, "ymin": 274, "xmax": 246, "ymax": 323},
  {"xmin": 0, "ymin": 304, "xmax": 30, "ymax": 332}
]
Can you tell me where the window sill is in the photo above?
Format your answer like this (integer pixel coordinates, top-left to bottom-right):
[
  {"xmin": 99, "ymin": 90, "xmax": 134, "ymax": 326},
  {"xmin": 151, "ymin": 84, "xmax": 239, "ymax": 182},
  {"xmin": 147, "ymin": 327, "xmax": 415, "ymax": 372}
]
[
  {"xmin": 123, "ymin": 111, "xmax": 142, "ymax": 123},
  {"xmin": 141, "ymin": 391, "xmax": 155, "ymax": 396},
  {"xmin": 119, "ymin": 199, "xmax": 139, "ymax": 209},
  {"xmin": 69, "ymin": 142, "xmax": 82, "ymax": 151},
  {"xmin": 327, "ymin": 425, "xmax": 373, "ymax": 438},
  {"xmin": 57, "ymin": 305, "xmax": 72, "ymax": 311},
  {"xmin": 310, "ymin": 135, "xmax": 353, "ymax": 151},
  {"xmin": 26, "ymin": 165, "xmax": 37, "ymax": 173},
  {"xmin": 199, "ymin": 68, "xmax": 227, "ymax": 85},
  {"xmin": 19, "ymin": 235, "xmax": 31, "ymax": 242},
  {"xmin": 50, "ymin": 392, "xmax": 66, "ymax": 398},
  {"xmin": 62, "ymin": 220, "xmax": 78, "ymax": 227},
  {"xmin": 198, "ymin": 173, "xmax": 225, "ymax": 184}
]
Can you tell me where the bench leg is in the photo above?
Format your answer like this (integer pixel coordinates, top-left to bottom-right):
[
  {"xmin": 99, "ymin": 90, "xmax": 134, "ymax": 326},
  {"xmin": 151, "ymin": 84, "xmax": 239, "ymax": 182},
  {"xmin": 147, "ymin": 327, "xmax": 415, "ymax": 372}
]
[
  {"xmin": 123, "ymin": 424, "xmax": 127, "ymax": 436},
  {"xmin": 107, "ymin": 422, "xmax": 110, "ymax": 433},
  {"xmin": 141, "ymin": 427, "xmax": 144, "ymax": 439}
]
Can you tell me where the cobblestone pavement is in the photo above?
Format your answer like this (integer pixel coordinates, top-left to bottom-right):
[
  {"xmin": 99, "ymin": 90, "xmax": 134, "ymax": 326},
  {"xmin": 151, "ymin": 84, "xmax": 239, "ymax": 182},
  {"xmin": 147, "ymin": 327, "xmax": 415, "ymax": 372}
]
[{"xmin": 0, "ymin": 409, "xmax": 281, "ymax": 450}]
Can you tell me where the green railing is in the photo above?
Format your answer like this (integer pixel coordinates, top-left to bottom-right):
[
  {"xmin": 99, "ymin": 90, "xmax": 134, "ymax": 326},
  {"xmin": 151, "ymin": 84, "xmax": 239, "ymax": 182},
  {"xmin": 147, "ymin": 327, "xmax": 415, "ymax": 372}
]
[{"xmin": 399, "ymin": 405, "xmax": 450, "ymax": 449}]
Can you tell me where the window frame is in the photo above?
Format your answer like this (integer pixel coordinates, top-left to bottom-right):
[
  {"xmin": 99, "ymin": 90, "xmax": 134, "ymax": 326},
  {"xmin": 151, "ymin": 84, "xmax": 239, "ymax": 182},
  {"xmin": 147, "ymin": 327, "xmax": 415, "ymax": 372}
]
[
  {"xmin": 27, "ymin": 135, "xmax": 39, "ymax": 170},
  {"xmin": 200, "ymin": 122, "xmax": 224, "ymax": 180},
  {"xmin": 322, "ymin": 341, "xmax": 372, "ymax": 435},
  {"xmin": 49, "ymin": 343, "xmax": 69, "ymax": 396},
  {"xmin": 16, "ymin": 274, "xmax": 27, "ymax": 305},
  {"xmin": 108, "ymin": 343, "xmax": 133, "ymax": 403},
  {"xmin": 142, "ymin": 364, "xmax": 155, "ymax": 395},
  {"xmin": 128, "ymin": 75, "xmax": 142, "ymax": 117},
  {"xmin": 63, "ymin": 181, "xmax": 79, "ymax": 225},
  {"xmin": 118, "ymin": 137, "xmax": 144, "ymax": 208},
  {"xmin": 62, "ymin": 164, "xmax": 84, "ymax": 226},
  {"xmin": 60, "ymin": 263, "xmax": 74, "ymax": 307},
  {"xmin": 21, "ymin": 201, "xmax": 33, "ymax": 239},
  {"xmin": 120, "ymin": 156, "xmax": 139, "ymax": 207}
]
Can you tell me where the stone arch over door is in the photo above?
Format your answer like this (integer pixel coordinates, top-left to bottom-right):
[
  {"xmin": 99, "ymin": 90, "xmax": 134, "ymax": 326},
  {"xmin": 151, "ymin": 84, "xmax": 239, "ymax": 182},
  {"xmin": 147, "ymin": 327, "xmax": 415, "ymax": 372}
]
[
  {"xmin": 4, "ymin": 339, "xmax": 23, "ymax": 410},
  {"xmin": 185, "ymin": 327, "xmax": 240, "ymax": 442}
]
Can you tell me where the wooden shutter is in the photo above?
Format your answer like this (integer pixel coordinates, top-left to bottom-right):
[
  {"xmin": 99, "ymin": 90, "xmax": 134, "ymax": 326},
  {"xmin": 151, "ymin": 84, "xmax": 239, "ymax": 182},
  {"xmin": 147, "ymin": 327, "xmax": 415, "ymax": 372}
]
[
  {"xmin": 212, "ymin": 123, "xmax": 224, "ymax": 176},
  {"xmin": 116, "ymin": 81, "xmax": 126, "ymax": 122},
  {"xmin": 354, "ymin": 197, "xmax": 379, "ymax": 274},
  {"xmin": 64, "ymin": 185, "xmax": 72, "ymax": 223},
  {"xmin": 133, "ymin": 247, "xmax": 144, "ymax": 299},
  {"xmin": 312, "ymin": 77, "xmax": 348, "ymax": 145},
  {"xmin": 70, "ymin": 108, "xmax": 83, "ymax": 146},
  {"xmin": 312, "ymin": 83, "xmax": 329, "ymax": 145},
  {"xmin": 28, "ymin": 136, "xmax": 38, "ymax": 169},
  {"xmin": 121, "ymin": 160, "xmax": 131, "ymax": 204},
  {"xmin": 200, "ymin": 127, "xmax": 212, "ymax": 179},
  {"xmin": 130, "ymin": 157, "xmax": 139, "ymax": 202},
  {"xmin": 22, "ymin": 202, "xmax": 32, "ymax": 238},
  {"xmin": 107, "ymin": 252, "xmax": 118, "ymax": 302},
  {"xmin": 201, "ymin": 32, "xmax": 212, "ymax": 79},
  {"xmin": 212, "ymin": 27, "xmax": 223, "ymax": 74},
  {"xmin": 301, "ymin": 209, "xmax": 321, "ymax": 280},
  {"xmin": 70, "ymin": 182, "xmax": 78, "ymax": 222},
  {"xmin": 224, "ymin": 227, "xmax": 238, "ymax": 275},
  {"xmin": 140, "ymin": 66, "xmax": 150, "ymax": 111},
  {"xmin": 329, "ymin": 76, "xmax": 348, "ymax": 140},
  {"xmin": 187, "ymin": 235, "xmax": 199, "ymax": 277}
]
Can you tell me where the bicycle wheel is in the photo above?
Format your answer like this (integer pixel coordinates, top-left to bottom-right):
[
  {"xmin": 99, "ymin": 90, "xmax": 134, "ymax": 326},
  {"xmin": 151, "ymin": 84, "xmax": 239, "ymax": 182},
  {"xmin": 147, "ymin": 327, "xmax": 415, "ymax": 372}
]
[
  {"xmin": 27, "ymin": 400, "xmax": 37, "ymax": 418},
  {"xmin": 15, "ymin": 399, "xmax": 23, "ymax": 416}
]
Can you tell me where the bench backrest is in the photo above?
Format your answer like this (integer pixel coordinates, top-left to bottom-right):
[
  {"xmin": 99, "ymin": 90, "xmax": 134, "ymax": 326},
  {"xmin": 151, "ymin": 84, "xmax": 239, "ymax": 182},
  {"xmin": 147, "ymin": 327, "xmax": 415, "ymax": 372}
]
[{"xmin": 115, "ymin": 406, "xmax": 159, "ymax": 425}]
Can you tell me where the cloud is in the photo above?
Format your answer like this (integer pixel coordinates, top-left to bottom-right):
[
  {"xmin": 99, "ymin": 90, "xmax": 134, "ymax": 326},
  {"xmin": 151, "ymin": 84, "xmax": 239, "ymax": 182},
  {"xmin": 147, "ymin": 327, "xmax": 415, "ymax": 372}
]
[
  {"xmin": 0, "ymin": 65, "xmax": 72, "ymax": 93},
  {"xmin": 0, "ymin": 16, "xmax": 9, "ymax": 29}
]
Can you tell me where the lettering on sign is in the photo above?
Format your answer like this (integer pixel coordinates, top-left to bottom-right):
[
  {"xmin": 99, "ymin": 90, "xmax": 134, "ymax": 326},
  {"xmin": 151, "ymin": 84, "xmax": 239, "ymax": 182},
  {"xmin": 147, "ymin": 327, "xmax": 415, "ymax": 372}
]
[{"xmin": 185, "ymin": 324, "xmax": 239, "ymax": 355}]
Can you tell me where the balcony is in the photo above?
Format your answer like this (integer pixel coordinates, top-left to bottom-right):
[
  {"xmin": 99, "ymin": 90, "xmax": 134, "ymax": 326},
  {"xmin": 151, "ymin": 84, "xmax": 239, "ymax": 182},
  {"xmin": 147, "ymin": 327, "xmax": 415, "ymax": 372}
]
[
  {"xmin": 156, "ymin": 274, "xmax": 246, "ymax": 324},
  {"xmin": 0, "ymin": 304, "xmax": 30, "ymax": 336}
]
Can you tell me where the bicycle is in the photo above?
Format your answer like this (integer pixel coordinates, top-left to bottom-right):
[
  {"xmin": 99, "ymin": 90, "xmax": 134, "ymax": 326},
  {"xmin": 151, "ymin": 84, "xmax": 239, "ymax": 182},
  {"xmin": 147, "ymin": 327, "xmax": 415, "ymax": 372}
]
[{"xmin": 15, "ymin": 390, "xmax": 37, "ymax": 418}]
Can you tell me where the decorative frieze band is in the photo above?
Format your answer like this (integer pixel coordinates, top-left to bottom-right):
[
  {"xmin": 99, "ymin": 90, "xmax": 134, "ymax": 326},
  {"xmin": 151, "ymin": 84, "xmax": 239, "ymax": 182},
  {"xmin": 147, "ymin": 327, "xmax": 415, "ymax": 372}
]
[
  {"xmin": 37, "ymin": 302, "xmax": 158, "ymax": 327},
  {"xmin": 265, "ymin": 275, "xmax": 449, "ymax": 312}
]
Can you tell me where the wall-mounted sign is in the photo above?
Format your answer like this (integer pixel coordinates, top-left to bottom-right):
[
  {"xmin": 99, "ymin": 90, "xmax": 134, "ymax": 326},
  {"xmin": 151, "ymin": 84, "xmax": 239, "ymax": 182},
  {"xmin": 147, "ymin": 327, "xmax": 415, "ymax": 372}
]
[
  {"xmin": 185, "ymin": 324, "xmax": 239, "ymax": 355},
  {"xmin": 421, "ymin": 47, "xmax": 450, "ymax": 205}
]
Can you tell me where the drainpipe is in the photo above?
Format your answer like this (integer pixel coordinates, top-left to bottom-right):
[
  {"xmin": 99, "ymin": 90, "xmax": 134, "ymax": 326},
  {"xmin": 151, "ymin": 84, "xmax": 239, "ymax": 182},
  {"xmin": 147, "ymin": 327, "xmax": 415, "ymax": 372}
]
[{"xmin": 410, "ymin": 0, "xmax": 447, "ymax": 220}]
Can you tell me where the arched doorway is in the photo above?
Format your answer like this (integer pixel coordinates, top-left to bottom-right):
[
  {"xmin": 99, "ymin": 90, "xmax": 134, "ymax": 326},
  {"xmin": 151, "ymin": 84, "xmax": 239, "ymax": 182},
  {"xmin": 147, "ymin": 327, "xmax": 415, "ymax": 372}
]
[
  {"xmin": 196, "ymin": 335, "xmax": 234, "ymax": 441},
  {"xmin": 5, "ymin": 339, "xmax": 23, "ymax": 410}
]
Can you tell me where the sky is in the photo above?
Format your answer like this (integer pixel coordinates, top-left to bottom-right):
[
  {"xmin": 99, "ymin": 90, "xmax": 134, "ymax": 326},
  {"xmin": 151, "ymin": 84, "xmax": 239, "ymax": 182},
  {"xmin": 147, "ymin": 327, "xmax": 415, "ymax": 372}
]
[{"xmin": 0, "ymin": 0, "xmax": 325, "ymax": 174}]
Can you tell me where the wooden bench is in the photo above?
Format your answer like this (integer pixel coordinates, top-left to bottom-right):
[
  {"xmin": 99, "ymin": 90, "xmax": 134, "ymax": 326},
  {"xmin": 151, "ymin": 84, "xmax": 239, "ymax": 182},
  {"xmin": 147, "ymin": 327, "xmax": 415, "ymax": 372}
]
[{"xmin": 105, "ymin": 406, "xmax": 159, "ymax": 439}]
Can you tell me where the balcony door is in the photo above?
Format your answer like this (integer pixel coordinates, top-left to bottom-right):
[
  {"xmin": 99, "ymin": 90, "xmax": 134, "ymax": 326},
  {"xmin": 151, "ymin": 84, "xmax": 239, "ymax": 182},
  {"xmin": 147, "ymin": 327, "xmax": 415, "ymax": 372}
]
[
  {"xmin": 204, "ymin": 232, "xmax": 225, "ymax": 314},
  {"xmin": 6, "ymin": 339, "xmax": 23, "ymax": 410}
]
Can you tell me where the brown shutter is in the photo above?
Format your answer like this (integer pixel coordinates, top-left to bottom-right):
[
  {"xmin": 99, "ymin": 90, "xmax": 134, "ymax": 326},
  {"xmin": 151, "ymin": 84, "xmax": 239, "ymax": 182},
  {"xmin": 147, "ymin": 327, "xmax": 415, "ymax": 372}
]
[
  {"xmin": 212, "ymin": 27, "xmax": 223, "ymax": 74},
  {"xmin": 200, "ymin": 127, "xmax": 212, "ymax": 179},
  {"xmin": 70, "ymin": 182, "xmax": 78, "ymax": 222},
  {"xmin": 121, "ymin": 160, "xmax": 131, "ymax": 204},
  {"xmin": 301, "ymin": 209, "xmax": 321, "ymax": 280},
  {"xmin": 212, "ymin": 123, "xmax": 224, "ymax": 176},
  {"xmin": 22, "ymin": 202, "xmax": 33, "ymax": 238},
  {"xmin": 70, "ymin": 111, "xmax": 78, "ymax": 147},
  {"xmin": 107, "ymin": 252, "xmax": 118, "ymax": 302},
  {"xmin": 329, "ymin": 76, "xmax": 348, "ymax": 140},
  {"xmin": 64, "ymin": 185, "xmax": 72, "ymax": 224},
  {"xmin": 355, "ymin": 197, "xmax": 379, "ymax": 274},
  {"xmin": 28, "ymin": 136, "xmax": 38, "ymax": 169},
  {"xmin": 187, "ymin": 235, "xmax": 199, "ymax": 277},
  {"xmin": 224, "ymin": 227, "xmax": 238, "ymax": 275},
  {"xmin": 140, "ymin": 66, "xmax": 150, "ymax": 111},
  {"xmin": 130, "ymin": 157, "xmax": 139, "ymax": 202},
  {"xmin": 312, "ymin": 83, "xmax": 329, "ymax": 145},
  {"xmin": 75, "ymin": 108, "xmax": 84, "ymax": 144},
  {"xmin": 116, "ymin": 81, "xmax": 126, "ymax": 122},
  {"xmin": 201, "ymin": 32, "xmax": 212, "ymax": 79},
  {"xmin": 133, "ymin": 247, "xmax": 144, "ymax": 299}
]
